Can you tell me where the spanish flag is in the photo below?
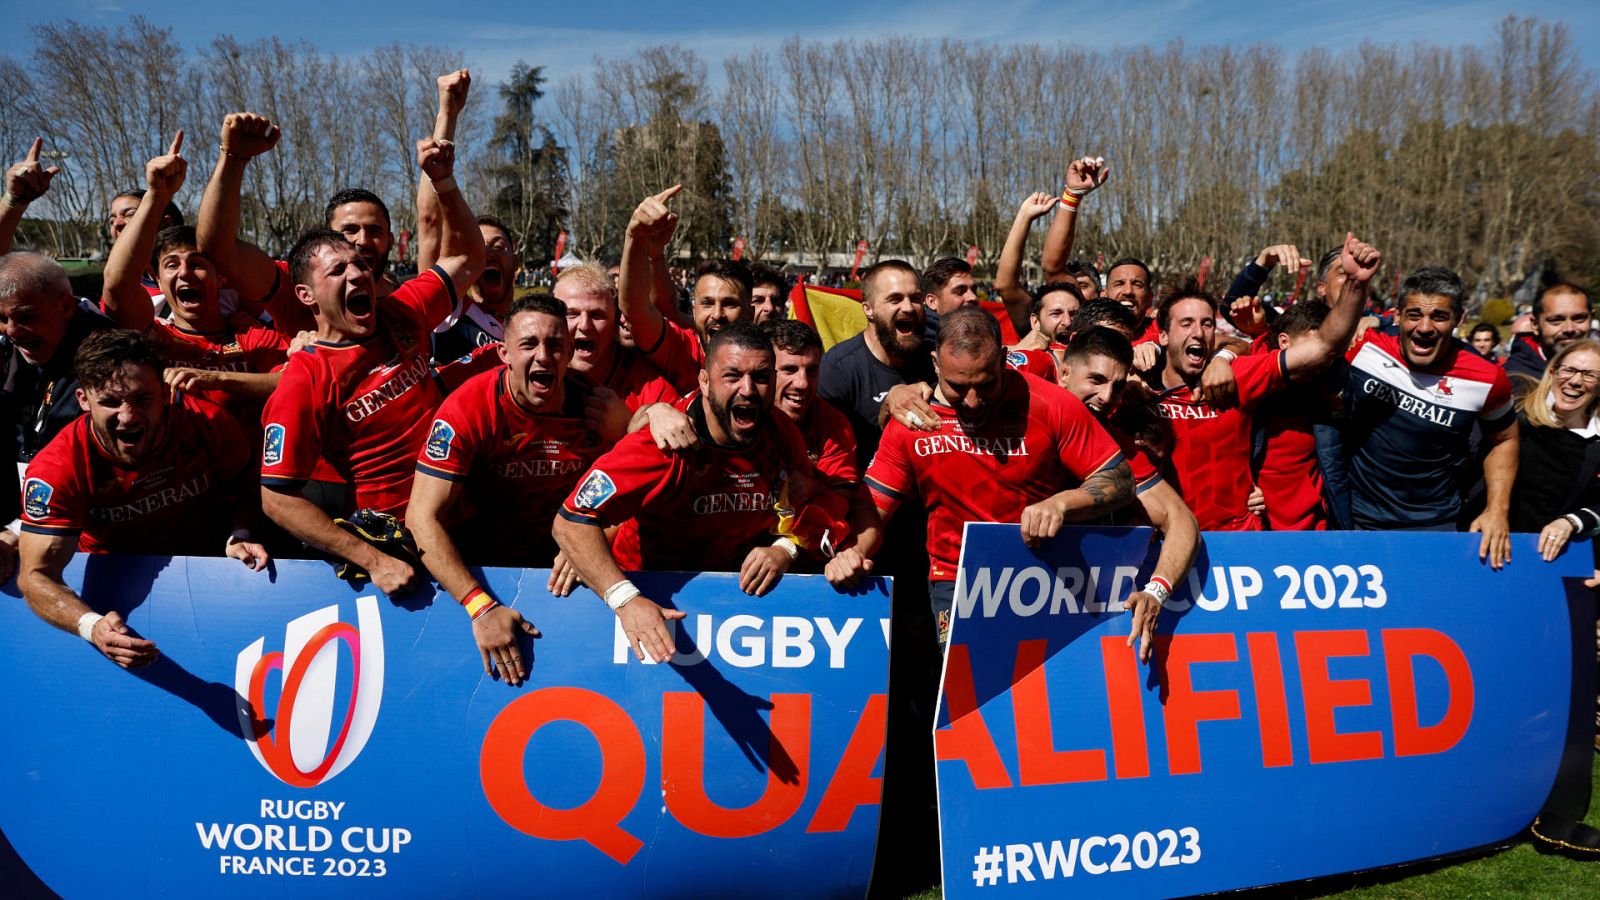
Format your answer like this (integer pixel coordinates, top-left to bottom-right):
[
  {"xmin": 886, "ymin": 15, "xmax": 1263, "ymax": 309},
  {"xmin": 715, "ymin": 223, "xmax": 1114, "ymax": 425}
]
[{"xmin": 788, "ymin": 283, "xmax": 866, "ymax": 351}]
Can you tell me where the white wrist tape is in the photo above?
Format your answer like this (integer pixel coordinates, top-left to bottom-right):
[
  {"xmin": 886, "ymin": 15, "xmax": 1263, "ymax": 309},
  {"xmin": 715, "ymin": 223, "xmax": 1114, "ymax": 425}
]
[
  {"xmin": 430, "ymin": 175, "xmax": 458, "ymax": 195},
  {"xmin": 774, "ymin": 537, "xmax": 800, "ymax": 560},
  {"xmin": 604, "ymin": 580, "xmax": 641, "ymax": 611},
  {"xmin": 77, "ymin": 612, "xmax": 104, "ymax": 642},
  {"xmin": 1212, "ymin": 348, "xmax": 1237, "ymax": 363},
  {"xmin": 1142, "ymin": 581, "xmax": 1171, "ymax": 605}
]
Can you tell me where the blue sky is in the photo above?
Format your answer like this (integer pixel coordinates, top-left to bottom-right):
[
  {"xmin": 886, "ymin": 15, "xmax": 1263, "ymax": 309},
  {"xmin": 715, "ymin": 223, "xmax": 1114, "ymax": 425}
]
[{"xmin": 20, "ymin": 1, "xmax": 1600, "ymax": 87}]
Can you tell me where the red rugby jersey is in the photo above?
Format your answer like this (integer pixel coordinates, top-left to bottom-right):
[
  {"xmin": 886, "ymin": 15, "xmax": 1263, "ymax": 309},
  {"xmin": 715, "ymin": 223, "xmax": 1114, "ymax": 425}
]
[
  {"xmin": 638, "ymin": 318, "xmax": 705, "ymax": 395},
  {"xmin": 864, "ymin": 370, "xmax": 1123, "ymax": 582},
  {"xmin": 1004, "ymin": 347, "xmax": 1058, "ymax": 382},
  {"xmin": 259, "ymin": 266, "xmax": 458, "ymax": 516},
  {"xmin": 414, "ymin": 367, "xmax": 606, "ymax": 564},
  {"xmin": 149, "ymin": 319, "xmax": 288, "ymax": 420},
  {"xmin": 559, "ymin": 393, "xmax": 812, "ymax": 572},
  {"xmin": 21, "ymin": 393, "xmax": 250, "ymax": 554},
  {"xmin": 795, "ymin": 397, "xmax": 859, "ymax": 489},
  {"xmin": 1151, "ymin": 349, "xmax": 1288, "ymax": 531}
]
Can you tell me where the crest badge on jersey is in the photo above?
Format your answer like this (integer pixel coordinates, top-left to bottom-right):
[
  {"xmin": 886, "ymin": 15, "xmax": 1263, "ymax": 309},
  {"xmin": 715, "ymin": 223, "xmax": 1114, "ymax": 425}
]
[
  {"xmin": 574, "ymin": 470, "xmax": 617, "ymax": 510},
  {"xmin": 262, "ymin": 423, "xmax": 286, "ymax": 466},
  {"xmin": 1005, "ymin": 350, "xmax": 1027, "ymax": 370},
  {"xmin": 425, "ymin": 420, "xmax": 455, "ymax": 462},
  {"xmin": 23, "ymin": 478, "xmax": 53, "ymax": 520}
]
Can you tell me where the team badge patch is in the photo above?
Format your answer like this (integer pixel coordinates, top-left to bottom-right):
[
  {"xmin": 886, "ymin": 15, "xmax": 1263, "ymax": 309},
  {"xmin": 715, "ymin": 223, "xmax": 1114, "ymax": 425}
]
[
  {"xmin": 262, "ymin": 424, "xmax": 286, "ymax": 466},
  {"xmin": 425, "ymin": 419, "xmax": 456, "ymax": 462},
  {"xmin": 23, "ymin": 478, "xmax": 53, "ymax": 520},
  {"xmin": 1005, "ymin": 350, "xmax": 1027, "ymax": 369},
  {"xmin": 573, "ymin": 470, "xmax": 617, "ymax": 510}
]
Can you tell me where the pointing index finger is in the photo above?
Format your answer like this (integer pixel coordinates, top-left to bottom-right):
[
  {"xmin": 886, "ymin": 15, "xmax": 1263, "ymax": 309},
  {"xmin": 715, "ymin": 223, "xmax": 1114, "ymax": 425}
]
[
  {"xmin": 653, "ymin": 184, "xmax": 684, "ymax": 203},
  {"xmin": 26, "ymin": 136, "xmax": 42, "ymax": 163},
  {"xmin": 170, "ymin": 130, "xmax": 185, "ymax": 157}
]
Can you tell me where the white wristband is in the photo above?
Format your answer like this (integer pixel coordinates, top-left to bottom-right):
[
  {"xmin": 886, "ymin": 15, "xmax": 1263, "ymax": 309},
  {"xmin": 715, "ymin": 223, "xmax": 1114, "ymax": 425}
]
[
  {"xmin": 430, "ymin": 175, "xmax": 458, "ymax": 195},
  {"xmin": 77, "ymin": 612, "xmax": 103, "ymax": 642},
  {"xmin": 1212, "ymin": 348, "xmax": 1237, "ymax": 364},
  {"xmin": 773, "ymin": 537, "xmax": 800, "ymax": 560},
  {"xmin": 1142, "ymin": 581, "xmax": 1171, "ymax": 605},
  {"xmin": 604, "ymin": 579, "xmax": 641, "ymax": 611}
]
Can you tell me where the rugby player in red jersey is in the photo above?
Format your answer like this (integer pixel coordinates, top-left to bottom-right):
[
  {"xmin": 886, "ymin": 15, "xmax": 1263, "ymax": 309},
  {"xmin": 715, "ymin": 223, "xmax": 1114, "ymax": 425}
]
[
  {"xmin": 198, "ymin": 112, "xmax": 404, "ymax": 339},
  {"xmin": 618, "ymin": 185, "xmax": 753, "ymax": 393},
  {"xmin": 18, "ymin": 330, "xmax": 269, "ymax": 668},
  {"xmin": 556, "ymin": 262, "xmax": 672, "ymax": 420},
  {"xmin": 828, "ymin": 307, "xmax": 1135, "ymax": 644},
  {"xmin": 1057, "ymin": 326, "xmax": 1200, "ymax": 662},
  {"xmin": 258, "ymin": 135, "xmax": 483, "ymax": 595},
  {"xmin": 1144, "ymin": 232, "xmax": 1380, "ymax": 531},
  {"xmin": 410, "ymin": 295, "xmax": 608, "ymax": 685},
  {"xmin": 553, "ymin": 323, "xmax": 821, "ymax": 663},
  {"xmin": 769, "ymin": 319, "xmax": 858, "ymax": 491},
  {"xmin": 99, "ymin": 133, "xmax": 288, "ymax": 422}
]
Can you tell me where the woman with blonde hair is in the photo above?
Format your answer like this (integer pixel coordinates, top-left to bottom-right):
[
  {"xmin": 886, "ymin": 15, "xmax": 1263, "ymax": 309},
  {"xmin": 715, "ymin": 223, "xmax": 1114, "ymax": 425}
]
[{"xmin": 1511, "ymin": 338, "xmax": 1600, "ymax": 559}]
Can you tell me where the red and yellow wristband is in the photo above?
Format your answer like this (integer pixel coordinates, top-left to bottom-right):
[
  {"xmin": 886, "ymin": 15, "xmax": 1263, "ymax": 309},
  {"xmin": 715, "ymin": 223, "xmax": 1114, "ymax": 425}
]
[{"xmin": 462, "ymin": 587, "xmax": 500, "ymax": 621}]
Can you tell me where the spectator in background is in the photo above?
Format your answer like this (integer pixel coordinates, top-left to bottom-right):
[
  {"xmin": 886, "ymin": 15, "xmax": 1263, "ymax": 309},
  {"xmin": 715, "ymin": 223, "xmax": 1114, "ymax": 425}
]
[
  {"xmin": 750, "ymin": 264, "xmax": 788, "ymax": 325},
  {"xmin": 1469, "ymin": 322, "xmax": 1501, "ymax": 362},
  {"xmin": 918, "ymin": 256, "xmax": 977, "ymax": 341},
  {"xmin": 1064, "ymin": 260, "xmax": 1102, "ymax": 301},
  {"xmin": 1508, "ymin": 339, "xmax": 1600, "ymax": 561},
  {"xmin": 1503, "ymin": 283, "xmax": 1593, "ymax": 385}
]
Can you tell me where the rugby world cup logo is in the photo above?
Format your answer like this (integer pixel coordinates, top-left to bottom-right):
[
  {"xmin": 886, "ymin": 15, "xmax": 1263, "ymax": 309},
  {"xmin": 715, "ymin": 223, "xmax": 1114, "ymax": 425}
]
[{"xmin": 233, "ymin": 596, "xmax": 384, "ymax": 787}]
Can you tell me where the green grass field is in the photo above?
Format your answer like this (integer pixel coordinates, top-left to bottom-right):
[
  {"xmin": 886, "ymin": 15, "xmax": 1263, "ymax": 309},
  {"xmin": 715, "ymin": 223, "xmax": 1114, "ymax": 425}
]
[{"xmin": 904, "ymin": 755, "xmax": 1600, "ymax": 898}]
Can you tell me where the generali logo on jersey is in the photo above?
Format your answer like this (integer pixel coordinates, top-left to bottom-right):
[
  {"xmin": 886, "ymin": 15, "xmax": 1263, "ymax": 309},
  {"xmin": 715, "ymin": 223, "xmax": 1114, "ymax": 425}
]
[{"xmin": 233, "ymin": 596, "xmax": 385, "ymax": 787}]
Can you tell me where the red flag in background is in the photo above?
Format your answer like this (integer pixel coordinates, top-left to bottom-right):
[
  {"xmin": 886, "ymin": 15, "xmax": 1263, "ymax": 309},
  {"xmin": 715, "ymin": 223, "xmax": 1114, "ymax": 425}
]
[
  {"xmin": 732, "ymin": 237, "xmax": 746, "ymax": 262},
  {"xmin": 1197, "ymin": 255, "xmax": 1213, "ymax": 290},
  {"xmin": 397, "ymin": 229, "xmax": 410, "ymax": 264},
  {"xmin": 849, "ymin": 240, "xmax": 869, "ymax": 280},
  {"xmin": 965, "ymin": 245, "xmax": 980, "ymax": 267},
  {"xmin": 552, "ymin": 231, "xmax": 568, "ymax": 274}
]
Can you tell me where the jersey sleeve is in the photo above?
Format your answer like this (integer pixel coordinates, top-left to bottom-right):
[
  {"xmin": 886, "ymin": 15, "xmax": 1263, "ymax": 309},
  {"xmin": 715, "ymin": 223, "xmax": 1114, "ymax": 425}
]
[
  {"xmin": 1052, "ymin": 391, "xmax": 1125, "ymax": 480},
  {"xmin": 390, "ymin": 265, "xmax": 462, "ymax": 334},
  {"xmin": 862, "ymin": 422, "xmax": 915, "ymax": 512},
  {"xmin": 558, "ymin": 431, "xmax": 672, "ymax": 529},
  {"xmin": 19, "ymin": 432, "xmax": 85, "ymax": 538},
  {"xmin": 629, "ymin": 376, "xmax": 683, "ymax": 410},
  {"xmin": 1235, "ymin": 349, "xmax": 1291, "ymax": 412},
  {"xmin": 259, "ymin": 354, "xmax": 327, "ymax": 490},
  {"xmin": 241, "ymin": 325, "xmax": 291, "ymax": 373},
  {"xmin": 415, "ymin": 381, "xmax": 485, "ymax": 481},
  {"xmin": 1479, "ymin": 364, "xmax": 1516, "ymax": 431},
  {"xmin": 639, "ymin": 318, "xmax": 704, "ymax": 395}
]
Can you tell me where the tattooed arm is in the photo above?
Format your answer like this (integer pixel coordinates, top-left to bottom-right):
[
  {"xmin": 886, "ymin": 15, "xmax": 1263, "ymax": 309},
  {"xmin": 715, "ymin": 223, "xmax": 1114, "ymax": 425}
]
[{"xmin": 1019, "ymin": 461, "xmax": 1134, "ymax": 547}]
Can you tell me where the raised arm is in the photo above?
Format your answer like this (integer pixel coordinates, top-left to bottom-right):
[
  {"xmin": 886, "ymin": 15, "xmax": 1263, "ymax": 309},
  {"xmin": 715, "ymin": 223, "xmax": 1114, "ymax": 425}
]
[
  {"xmin": 1041, "ymin": 156, "xmax": 1109, "ymax": 282},
  {"xmin": 416, "ymin": 69, "xmax": 471, "ymax": 275},
  {"xmin": 997, "ymin": 192, "xmax": 1057, "ymax": 340},
  {"xmin": 197, "ymin": 114, "xmax": 283, "ymax": 304},
  {"xmin": 1283, "ymin": 232, "xmax": 1381, "ymax": 378},
  {"xmin": 415, "ymin": 136, "xmax": 485, "ymax": 298},
  {"xmin": 0, "ymin": 138, "xmax": 61, "ymax": 255},
  {"xmin": 102, "ymin": 132, "xmax": 186, "ymax": 331},
  {"xmin": 618, "ymin": 185, "xmax": 683, "ymax": 353}
]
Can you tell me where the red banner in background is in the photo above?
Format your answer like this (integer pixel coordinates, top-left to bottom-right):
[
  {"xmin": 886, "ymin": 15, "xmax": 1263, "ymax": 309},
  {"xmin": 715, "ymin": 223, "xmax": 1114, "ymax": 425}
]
[
  {"xmin": 965, "ymin": 245, "xmax": 980, "ymax": 267},
  {"xmin": 1197, "ymin": 255, "xmax": 1213, "ymax": 290},
  {"xmin": 552, "ymin": 231, "xmax": 569, "ymax": 274},
  {"xmin": 849, "ymin": 240, "xmax": 869, "ymax": 280},
  {"xmin": 398, "ymin": 229, "xmax": 410, "ymax": 264},
  {"xmin": 732, "ymin": 237, "xmax": 746, "ymax": 262}
]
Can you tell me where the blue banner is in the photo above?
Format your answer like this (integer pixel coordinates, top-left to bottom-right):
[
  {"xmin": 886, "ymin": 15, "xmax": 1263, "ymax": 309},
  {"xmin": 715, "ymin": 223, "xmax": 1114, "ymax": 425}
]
[
  {"xmin": 0, "ymin": 558, "xmax": 891, "ymax": 898},
  {"xmin": 936, "ymin": 526, "xmax": 1594, "ymax": 897}
]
